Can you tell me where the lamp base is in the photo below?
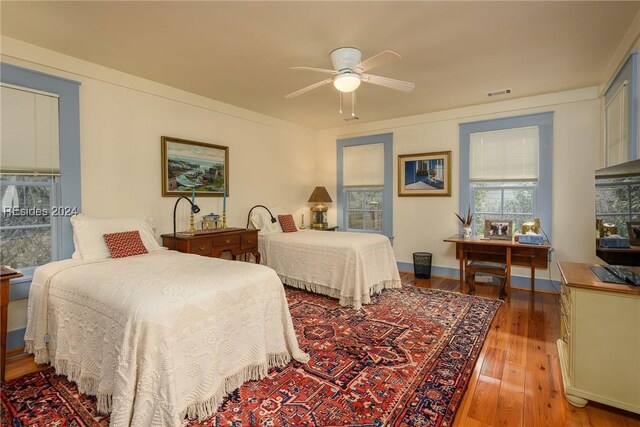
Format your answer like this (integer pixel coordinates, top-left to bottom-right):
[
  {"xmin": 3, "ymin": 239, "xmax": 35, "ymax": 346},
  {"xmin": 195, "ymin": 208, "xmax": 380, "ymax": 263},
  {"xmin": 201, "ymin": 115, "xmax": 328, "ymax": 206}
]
[{"xmin": 310, "ymin": 206, "xmax": 328, "ymax": 230}]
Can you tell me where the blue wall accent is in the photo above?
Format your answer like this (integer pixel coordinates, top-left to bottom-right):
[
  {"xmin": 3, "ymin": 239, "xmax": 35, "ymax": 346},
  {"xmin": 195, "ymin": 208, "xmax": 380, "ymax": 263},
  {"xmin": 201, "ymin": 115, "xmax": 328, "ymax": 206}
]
[
  {"xmin": 7, "ymin": 328, "xmax": 26, "ymax": 351},
  {"xmin": 1, "ymin": 63, "xmax": 81, "ymax": 348},
  {"xmin": 459, "ymin": 112, "xmax": 554, "ymax": 242},
  {"xmin": 604, "ymin": 53, "xmax": 638, "ymax": 160},
  {"xmin": 396, "ymin": 261, "xmax": 559, "ymax": 292},
  {"xmin": 336, "ymin": 133, "xmax": 394, "ymax": 239}
]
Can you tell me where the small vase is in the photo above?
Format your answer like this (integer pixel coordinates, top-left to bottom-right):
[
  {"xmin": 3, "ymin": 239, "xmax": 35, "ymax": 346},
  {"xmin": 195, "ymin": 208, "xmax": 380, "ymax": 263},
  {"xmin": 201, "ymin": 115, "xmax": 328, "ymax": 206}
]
[{"xmin": 462, "ymin": 227, "xmax": 472, "ymax": 239}]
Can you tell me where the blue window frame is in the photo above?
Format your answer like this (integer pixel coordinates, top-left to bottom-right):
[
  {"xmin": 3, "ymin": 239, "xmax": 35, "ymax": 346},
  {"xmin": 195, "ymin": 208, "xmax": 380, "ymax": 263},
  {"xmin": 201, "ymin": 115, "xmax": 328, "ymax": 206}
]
[
  {"xmin": 0, "ymin": 63, "xmax": 81, "ymax": 348},
  {"xmin": 0, "ymin": 63, "xmax": 81, "ymax": 262},
  {"xmin": 459, "ymin": 112, "xmax": 553, "ymax": 241},
  {"xmin": 337, "ymin": 133, "xmax": 393, "ymax": 239}
]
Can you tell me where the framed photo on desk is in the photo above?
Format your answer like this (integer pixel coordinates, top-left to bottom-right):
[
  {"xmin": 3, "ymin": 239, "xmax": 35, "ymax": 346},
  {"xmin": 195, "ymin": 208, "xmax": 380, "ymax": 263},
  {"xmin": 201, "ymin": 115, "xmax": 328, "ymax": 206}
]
[{"xmin": 484, "ymin": 219, "xmax": 513, "ymax": 240}]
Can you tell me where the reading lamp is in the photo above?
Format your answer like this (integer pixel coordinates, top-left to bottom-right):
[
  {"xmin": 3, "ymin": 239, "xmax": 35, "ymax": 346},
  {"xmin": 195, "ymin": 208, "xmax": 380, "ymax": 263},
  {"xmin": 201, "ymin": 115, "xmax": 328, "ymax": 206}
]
[
  {"xmin": 308, "ymin": 186, "xmax": 332, "ymax": 229},
  {"xmin": 246, "ymin": 205, "xmax": 277, "ymax": 229},
  {"xmin": 173, "ymin": 196, "xmax": 201, "ymax": 242}
]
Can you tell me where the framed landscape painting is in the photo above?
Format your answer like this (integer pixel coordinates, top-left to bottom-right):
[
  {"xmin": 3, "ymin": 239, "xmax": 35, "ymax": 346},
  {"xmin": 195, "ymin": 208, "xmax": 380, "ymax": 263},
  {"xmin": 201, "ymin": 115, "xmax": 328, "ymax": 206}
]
[
  {"xmin": 398, "ymin": 151, "xmax": 451, "ymax": 197},
  {"xmin": 161, "ymin": 136, "xmax": 229, "ymax": 197}
]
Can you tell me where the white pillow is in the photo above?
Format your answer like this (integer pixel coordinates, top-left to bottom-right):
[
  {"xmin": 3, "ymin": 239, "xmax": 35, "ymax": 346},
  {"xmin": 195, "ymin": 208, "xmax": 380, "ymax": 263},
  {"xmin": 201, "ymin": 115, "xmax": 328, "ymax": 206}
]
[
  {"xmin": 250, "ymin": 210, "xmax": 282, "ymax": 236},
  {"xmin": 70, "ymin": 214, "xmax": 163, "ymax": 260}
]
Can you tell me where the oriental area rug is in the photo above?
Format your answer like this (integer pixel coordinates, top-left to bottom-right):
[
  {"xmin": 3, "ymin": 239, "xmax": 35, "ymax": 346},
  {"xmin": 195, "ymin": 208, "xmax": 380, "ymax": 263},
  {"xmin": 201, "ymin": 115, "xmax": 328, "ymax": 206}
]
[{"xmin": 1, "ymin": 286, "xmax": 501, "ymax": 427}]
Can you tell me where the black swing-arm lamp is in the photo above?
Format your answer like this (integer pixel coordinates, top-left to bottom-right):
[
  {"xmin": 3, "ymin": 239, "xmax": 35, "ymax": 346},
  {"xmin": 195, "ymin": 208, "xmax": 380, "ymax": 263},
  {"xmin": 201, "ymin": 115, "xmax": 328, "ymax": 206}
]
[
  {"xmin": 173, "ymin": 196, "xmax": 201, "ymax": 243},
  {"xmin": 246, "ymin": 205, "xmax": 277, "ymax": 229}
]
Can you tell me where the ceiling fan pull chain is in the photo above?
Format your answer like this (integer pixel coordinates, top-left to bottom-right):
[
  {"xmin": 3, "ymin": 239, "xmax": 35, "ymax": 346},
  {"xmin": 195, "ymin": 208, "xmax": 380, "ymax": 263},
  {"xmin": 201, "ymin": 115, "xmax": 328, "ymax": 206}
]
[
  {"xmin": 339, "ymin": 92, "xmax": 343, "ymax": 114},
  {"xmin": 352, "ymin": 92, "xmax": 356, "ymax": 117}
]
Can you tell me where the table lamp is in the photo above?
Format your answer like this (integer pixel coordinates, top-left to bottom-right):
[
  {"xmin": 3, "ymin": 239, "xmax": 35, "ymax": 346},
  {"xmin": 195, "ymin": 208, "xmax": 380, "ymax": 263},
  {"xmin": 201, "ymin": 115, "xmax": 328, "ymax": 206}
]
[{"xmin": 308, "ymin": 186, "xmax": 332, "ymax": 229}]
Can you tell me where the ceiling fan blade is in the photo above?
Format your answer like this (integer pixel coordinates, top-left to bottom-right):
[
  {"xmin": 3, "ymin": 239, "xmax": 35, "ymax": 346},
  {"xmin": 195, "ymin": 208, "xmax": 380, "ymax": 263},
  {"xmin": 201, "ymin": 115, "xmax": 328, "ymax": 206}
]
[
  {"xmin": 361, "ymin": 74, "xmax": 415, "ymax": 92},
  {"xmin": 285, "ymin": 78, "xmax": 334, "ymax": 99},
  {"xmin": 357, "ymin": 50, "xmax": 401, "ymax": 72},
  {"xmin": 290, "ymin": 66, "xmax": 337, "ymax": 74}
]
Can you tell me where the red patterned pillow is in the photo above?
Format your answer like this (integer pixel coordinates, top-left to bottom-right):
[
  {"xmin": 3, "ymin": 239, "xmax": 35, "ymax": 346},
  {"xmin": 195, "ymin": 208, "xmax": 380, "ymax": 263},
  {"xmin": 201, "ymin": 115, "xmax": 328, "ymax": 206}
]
[
  {"xmin": 278, "ymin": 214, "xmax": 298, "ymax": 233},
  {"xmin": 103, "ymin": 230, "xmax": 148, "ymax": 258}
]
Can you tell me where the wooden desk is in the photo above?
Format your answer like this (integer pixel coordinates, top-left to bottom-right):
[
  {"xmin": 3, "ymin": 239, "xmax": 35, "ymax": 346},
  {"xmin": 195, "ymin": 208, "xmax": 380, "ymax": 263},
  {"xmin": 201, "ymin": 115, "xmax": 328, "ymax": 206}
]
[
  {"xmin": 1, "ymin": 270, "xmax": 23, "ymax": 382},
  {"xmin": 161, "ymin": 228, "xmax": 260, "ymax": 263},
  {"xmin": 443, "ymin": 235, "xmax": 550, "ymax": 295}
]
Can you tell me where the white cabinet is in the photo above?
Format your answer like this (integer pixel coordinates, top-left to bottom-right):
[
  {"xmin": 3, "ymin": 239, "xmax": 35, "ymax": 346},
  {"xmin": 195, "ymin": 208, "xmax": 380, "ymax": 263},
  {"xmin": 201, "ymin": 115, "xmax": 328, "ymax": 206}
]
[{"xmin": 557, "ymin": 261, "xmax": 640, "ymax": 414}]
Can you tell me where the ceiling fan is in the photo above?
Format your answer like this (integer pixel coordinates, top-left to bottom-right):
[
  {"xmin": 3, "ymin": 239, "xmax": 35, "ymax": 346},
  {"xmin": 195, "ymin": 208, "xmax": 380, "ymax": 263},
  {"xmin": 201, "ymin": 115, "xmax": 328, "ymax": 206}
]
[{"xmin": 285, "ymin": 47, "xmax": 415, "ymax": 99}]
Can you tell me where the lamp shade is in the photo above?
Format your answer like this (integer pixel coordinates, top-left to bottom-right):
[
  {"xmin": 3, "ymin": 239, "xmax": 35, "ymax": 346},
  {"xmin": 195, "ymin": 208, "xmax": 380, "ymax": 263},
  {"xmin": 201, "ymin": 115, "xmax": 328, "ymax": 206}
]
[{"xmin": 308, "ymin": 186, "xmax": 332, "ymax": 203}]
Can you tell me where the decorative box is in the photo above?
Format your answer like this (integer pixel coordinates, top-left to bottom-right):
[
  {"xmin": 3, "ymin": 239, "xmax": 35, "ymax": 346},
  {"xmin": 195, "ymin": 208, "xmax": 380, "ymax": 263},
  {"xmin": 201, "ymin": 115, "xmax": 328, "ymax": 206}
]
[
  {"xmin": 519, "ymin": 234, "xmax": 545, "ymax": 245},
  {"xmin": 599, "ymin": 237, "xmax": 630, "ymax": 248}
]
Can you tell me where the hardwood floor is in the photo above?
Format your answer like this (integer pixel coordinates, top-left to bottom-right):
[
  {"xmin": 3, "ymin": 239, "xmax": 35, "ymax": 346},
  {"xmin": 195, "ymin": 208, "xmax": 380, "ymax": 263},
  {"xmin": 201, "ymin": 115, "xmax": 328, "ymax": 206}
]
[{"xmin": 5, "ymin": 273, "xmax": 640, "ymax": 426}]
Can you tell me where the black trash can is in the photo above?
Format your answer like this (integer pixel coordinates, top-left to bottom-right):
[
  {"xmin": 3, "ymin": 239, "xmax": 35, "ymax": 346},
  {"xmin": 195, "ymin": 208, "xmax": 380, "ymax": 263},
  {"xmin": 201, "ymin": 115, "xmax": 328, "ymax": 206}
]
[{"xmin": 413, "ymin": 252, "xmax": 432, "ymax": 279}]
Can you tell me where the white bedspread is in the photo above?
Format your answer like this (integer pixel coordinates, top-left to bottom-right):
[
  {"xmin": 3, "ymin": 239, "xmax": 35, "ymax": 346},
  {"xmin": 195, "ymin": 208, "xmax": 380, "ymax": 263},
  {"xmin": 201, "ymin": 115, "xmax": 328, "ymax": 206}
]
[
  {"xmin": 259, "ymin": 230, "xmax": 401, "ymax": 309},
  {"xmin": 24, "ymin": 251, "xmax": 308, "ymax": 427}
]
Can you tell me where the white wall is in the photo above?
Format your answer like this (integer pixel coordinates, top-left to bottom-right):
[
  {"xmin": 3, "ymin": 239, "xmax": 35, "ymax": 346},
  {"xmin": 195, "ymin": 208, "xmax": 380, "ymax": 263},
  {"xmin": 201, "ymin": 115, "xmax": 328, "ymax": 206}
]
[
  {"xmin": 316, "ymin": 88, "xmax": 601, "ymax": 284},
  {"xmin": 2, "ymin": 38, "xmax": 316, "ymax": 334}
]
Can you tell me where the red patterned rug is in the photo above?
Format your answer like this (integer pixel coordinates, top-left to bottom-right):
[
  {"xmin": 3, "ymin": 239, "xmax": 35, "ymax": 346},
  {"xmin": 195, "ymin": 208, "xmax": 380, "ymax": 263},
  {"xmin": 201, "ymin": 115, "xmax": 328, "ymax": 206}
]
[{"xmin": 2, "ymin": 285, "xmax": 501, "ymax": 427}]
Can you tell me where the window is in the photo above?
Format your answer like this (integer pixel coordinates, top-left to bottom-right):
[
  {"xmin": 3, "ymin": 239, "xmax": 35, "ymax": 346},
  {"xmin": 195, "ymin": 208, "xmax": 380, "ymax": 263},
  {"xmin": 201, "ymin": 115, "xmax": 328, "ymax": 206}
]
[
  {"xmin": 460, "ymin": 113, "xmax": 553, "ymax": 239},
  {"xmin": 603, "ymin": 53, "xmax": 638, "ymax": 167},
  {"xmin": 345, "ymin": 187, "xmax": 383, "ymax": 232},
  {"xmin": 472, "ymin": 183, "xmax": 536, "ymax": 235},
  {"xmin": 0, "ymin": 63, "xmax": 81, "ymax": 270},
  {"xmin": 595, "ymin": 176, "xmax": 640, "ymax": 237},
  {"xmin": 0, "ymin": 176, "xmax": 59, "ymax": 269},
  {"xmin": 337, "ymin": 133, "xmax": 393, "ymax": 238}
]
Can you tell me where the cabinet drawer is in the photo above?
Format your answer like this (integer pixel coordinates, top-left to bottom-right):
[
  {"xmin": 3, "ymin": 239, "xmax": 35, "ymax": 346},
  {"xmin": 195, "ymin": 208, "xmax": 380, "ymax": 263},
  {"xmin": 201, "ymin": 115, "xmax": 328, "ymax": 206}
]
[
  {"xmin": 189, "ymin": 239, "xmax": 212, "ymax": 256},
  {"xmin": 241, "ymin": 232, "xmax": 257, "ymax": 249},
  {"xmin": 213, "ymin": 234, "xmax": 240, "ymax": 247}
]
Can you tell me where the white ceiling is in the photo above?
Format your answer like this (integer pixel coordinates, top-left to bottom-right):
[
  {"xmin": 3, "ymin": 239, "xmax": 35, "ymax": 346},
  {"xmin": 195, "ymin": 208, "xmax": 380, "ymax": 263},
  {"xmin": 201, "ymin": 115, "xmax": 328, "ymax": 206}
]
[{"xmin": 1, "ymin": 1, "xmax": 639, "ymax": 129}]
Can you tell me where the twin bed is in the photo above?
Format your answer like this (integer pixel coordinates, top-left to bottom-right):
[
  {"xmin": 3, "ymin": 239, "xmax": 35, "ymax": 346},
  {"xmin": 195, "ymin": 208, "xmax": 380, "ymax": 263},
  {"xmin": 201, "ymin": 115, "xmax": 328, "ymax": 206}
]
[
  {"xmin": 24, "ymin": 213, "xmax": 400, "ymax": 426},
  {"xmin": 259, "ymin": 229, "xmax": 401, "ymax": 309}
]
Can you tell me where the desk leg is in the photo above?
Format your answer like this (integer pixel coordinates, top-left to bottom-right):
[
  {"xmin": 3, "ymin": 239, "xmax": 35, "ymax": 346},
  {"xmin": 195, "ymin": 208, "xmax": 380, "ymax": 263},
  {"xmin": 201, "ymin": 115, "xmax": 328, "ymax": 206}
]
[
  {"xmin": 531, "ymin": 261, "xmax": 535, "ymax": 293},
  {"xmin": 458, "ymin": 244, "xmax": 465, "ymax": 292},
  {"xmin": 506, "ymin": 247, "xmax": 512, "ymax": 302},
  {"xmin": 1, "ymin": 278, "xmax": 8, "ymax": 382}
]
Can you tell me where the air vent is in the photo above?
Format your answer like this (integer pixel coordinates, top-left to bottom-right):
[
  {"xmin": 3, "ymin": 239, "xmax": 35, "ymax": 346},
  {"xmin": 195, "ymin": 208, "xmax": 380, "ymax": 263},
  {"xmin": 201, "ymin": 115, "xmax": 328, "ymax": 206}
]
[{"xmin": 487, "ymin": 88, "xmax": 512, "ymax": 97}]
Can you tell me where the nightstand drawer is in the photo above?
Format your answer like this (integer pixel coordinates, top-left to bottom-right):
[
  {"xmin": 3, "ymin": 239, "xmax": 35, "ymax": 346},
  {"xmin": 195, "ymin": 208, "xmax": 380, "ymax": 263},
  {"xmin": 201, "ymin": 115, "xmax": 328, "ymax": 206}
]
[
  {"xmin": 190, "ymin": 239, "xmax": 212, "ymax": 256},
  {"xmin": 213, "ymin": 234, "xmax": 240, "ymax": 247},
  {"xmin": 241, "ymin": 231, "xmax": 257, "ymax": 249}
]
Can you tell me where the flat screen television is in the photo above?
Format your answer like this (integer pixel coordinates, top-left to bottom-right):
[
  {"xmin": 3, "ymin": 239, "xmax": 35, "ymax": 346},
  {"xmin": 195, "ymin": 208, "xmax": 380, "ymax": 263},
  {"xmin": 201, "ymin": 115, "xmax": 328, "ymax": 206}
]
[{"xmin": 595, "ymin": 158, "xmax": 640, "ymax": 266}]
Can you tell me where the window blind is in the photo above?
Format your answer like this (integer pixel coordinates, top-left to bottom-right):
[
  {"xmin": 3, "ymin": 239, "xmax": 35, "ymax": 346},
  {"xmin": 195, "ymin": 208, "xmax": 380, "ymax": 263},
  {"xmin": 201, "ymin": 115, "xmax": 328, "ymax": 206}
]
[
  {"xmin": 1, "ymin": 84, "xmax": 60, "ymax": 175},
  {"xmin": 604, "ymin": 81, "xmax": 628, "ymax": 167},
  {"xmin": 343, "ymin": 143, "xmax": 384, "ymax": 186},
  {"xmin": 470, "ymin": 126, "xmax": 539, "ymax": 181}
]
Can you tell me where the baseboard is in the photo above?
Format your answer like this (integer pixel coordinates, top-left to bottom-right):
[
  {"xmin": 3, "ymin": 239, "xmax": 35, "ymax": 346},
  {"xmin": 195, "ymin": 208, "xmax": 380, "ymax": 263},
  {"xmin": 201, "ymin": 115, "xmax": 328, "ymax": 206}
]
[
  {"xmin": 397, "ymin": 261, "xmax": 560, "ymax": 293},
  {"xmin": 7, "ymin": 327, "xmax": 25, "ymax": 351}
]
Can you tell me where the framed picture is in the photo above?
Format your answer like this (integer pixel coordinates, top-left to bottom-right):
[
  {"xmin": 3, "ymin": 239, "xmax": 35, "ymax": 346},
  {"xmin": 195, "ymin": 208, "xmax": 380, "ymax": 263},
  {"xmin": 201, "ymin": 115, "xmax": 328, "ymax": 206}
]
[
  {"xmin": 161, "ymin": 136, "xmax": 229, "ymax": 197},
  {"xmin": 398, "ymin": 151, "xmax": 451, "ymax": 197},
  {"xmin": 484, "ymin": 219, "xmax": 513, "ymax": 240},
  {"xmin": 628, "ymin": 221, "xmax": 640, "ymax": 246}
]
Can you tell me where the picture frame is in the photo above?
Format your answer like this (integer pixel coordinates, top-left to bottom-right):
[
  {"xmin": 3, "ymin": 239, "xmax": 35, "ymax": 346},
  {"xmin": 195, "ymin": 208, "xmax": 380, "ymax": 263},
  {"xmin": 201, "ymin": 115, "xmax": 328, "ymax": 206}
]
[
  {"xmin": 484, "ymin": 219, "xmax": 513, "ymax": 240},
  {"xmin": 398, "ymin": 150, "xmax": 451, "ymax": 197},
  {"xmin": 628, "ymin": 221, "xmax": 640, "ymax": 246},
  {"xmin": 161, "ymin": 136, "xmax": 229, "ymax": 197}
]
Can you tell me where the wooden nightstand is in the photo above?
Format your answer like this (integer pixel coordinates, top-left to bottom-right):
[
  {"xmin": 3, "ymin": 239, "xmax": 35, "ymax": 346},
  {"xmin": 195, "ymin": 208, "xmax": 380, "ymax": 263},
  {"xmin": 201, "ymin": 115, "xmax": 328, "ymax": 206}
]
[
  {"xmin": 317, "ymin": 226, "xmax": 339, "ymax": 231},
  {"xmin": 1, "ymin": 269, "xmax": 22, "ymax": 381},
  {"xmin": 161, "ymin": 228, "xmax": 260, "ymax": 263}
]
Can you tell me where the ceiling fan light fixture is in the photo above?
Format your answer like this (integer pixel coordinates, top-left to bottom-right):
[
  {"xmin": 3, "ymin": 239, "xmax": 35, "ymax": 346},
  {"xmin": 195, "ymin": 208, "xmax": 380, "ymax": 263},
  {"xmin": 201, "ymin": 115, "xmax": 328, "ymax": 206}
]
[{"xmin": 333, "ymin": 74, "xmax": 361, "ymax": 93}]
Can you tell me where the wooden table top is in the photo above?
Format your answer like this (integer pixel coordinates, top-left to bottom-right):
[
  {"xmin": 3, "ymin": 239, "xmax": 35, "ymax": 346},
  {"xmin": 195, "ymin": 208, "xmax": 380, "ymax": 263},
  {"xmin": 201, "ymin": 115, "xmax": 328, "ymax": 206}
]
[
  {"xmin": 443, "ymin": 234, "xmax": 550, "ymax": 249},
  {"xmin": 558, "ymin": 261, "xmax": 640, "ymax": 296}
]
